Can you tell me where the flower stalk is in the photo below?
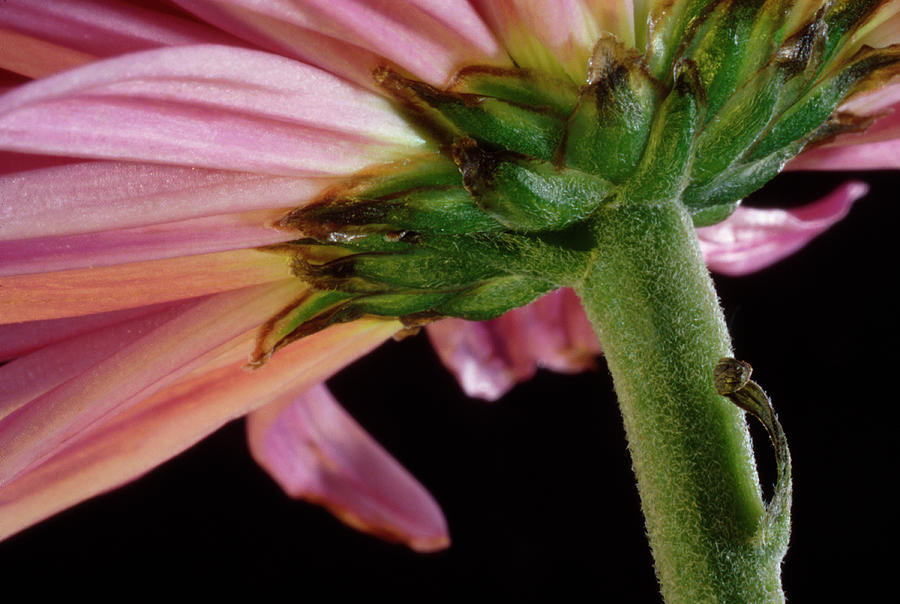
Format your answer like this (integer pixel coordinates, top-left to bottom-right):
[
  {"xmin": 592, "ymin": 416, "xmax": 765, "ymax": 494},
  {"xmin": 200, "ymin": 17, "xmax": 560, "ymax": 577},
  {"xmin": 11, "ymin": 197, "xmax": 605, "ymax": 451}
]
[{"xmin": 576, "ymin": 199, "xmax": 787, "ymax": 602}]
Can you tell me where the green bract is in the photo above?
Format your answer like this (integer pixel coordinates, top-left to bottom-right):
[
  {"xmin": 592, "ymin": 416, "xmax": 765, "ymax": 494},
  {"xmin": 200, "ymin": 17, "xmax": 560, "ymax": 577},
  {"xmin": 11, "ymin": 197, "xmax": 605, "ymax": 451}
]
[{"xmin": 256, "ymin": 0, "xmax": 899, "ymax": 362}]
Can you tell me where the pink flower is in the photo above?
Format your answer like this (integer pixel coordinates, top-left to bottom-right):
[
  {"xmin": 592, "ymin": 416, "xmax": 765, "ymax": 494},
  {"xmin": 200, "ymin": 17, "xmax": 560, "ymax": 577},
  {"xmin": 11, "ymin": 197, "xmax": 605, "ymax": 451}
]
[{"xmin": 1, "ymin": 0, "xmax": 898, "ymax": 548}]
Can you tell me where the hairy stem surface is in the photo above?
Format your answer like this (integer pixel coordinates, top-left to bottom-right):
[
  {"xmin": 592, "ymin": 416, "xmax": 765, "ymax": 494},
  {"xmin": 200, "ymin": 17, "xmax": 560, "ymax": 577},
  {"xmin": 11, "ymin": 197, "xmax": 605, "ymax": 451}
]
[{"xmin": 575, "ymin": 199, "xmax": 788, "ymax": 602}]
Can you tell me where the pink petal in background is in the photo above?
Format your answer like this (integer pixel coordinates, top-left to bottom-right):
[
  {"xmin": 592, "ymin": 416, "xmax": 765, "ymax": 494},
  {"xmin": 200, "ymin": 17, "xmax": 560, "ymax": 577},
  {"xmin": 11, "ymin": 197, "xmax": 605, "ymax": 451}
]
[
  {"xmin": 248, "ymin": 383, "xmax": 449, "ymax": 553},
  {"xmin": 697, "ymin": 181, "xmax": 869, "ymax": 276},
  {"xmin": 427, "ymin": 288, "xmax": 601, "ymax": 401}
]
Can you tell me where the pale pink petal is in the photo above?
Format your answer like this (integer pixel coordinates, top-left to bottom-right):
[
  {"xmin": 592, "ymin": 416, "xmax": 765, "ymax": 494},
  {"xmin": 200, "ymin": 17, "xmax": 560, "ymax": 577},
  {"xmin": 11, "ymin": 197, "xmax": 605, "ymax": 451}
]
[
  {"xmin": 585, "ymin": 0, "xmax": 636, "ymax": 46},
  {"xmin": 0, "ymin": 161, "xmax": 332, "ymax": 240},
  {"xmin": 247, "ymin": 383, "xmax": 448, "ymax": 552},
  {"xmin": 472, "ymin": 0, "xmax": 607, "ymax": 82},
  {"xmin": 851, "ymin": 3, "xmax": 900, "ymax": 50},
  {"xmin": 0, "ymin": 45, "xmax": 424, "ymax": 175},
  {"xmin": 0, "ymin": 249, "xmax": 295, "ymax": 323},
  {"xmin": 697, "ymin": 181, "xmax": 869, "ymax": 276},
  {"xmin": 0, "ymin": 208, "xmax": 295, "ymax": 276},
  {"xmin": 175, "ymin": 0, "xmax": 505, "ymax": 88},
  {"xmin": 427, "ymin": 289, "xmax": 601, "ymax": 401},
  {"xmin": 0, "ymin": 301, "xmax": 179, "ymax": 360},
  {"xmin": 0, "ymin": 279, "xmax": 308, "ymax": 486},
  {"xmin": 0, "ymin": 318, "xmax": 400, "ymax": 541},
  {"xmin": 471, "ymin": 1, "xmax": 636, "ymax": 81}
]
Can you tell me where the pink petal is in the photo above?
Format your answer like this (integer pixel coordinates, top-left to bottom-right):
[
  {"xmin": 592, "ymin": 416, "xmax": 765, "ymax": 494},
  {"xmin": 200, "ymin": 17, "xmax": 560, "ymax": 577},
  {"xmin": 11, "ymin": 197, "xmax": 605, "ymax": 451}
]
[
  {"xmin": 0, "ymin": 151, "xmax": 81, "ymax": 175},
  {"xmin": 787, "ymin": 83, "xmax": 900, "ymax": 170},
  {"xmin": 787, "ymin": 137, "xmax": 900, "ymax": 171},
  {"xmin": 0, "ymin": 208, "xmax": 295, "ymax": 276},
  {"xmin": 0, "ymin": 301, "xmax": 179, "ymax": 360},
  {"xmin": 0, "ymin": 27, "xmax": 94, "ymax": 79},
  {"xmin": 840, "ymin": 82, "xmax": 900, "ymax": 118},
  {"xmin": 697, "ymin": 181, "xmax": 869, "ymax": 276},
  {"xmin": 0, "ymin": 161, "xmax": 332, "ymax": 241},
  {"xmin": 471, "ymin": 0, "xmax": 606, "ymax": 82},
  {"xmin": 0, "ymin": 45, "xmax": 424, "ymax": 175},
  {"xmin": 427, "ymin": 288, "xmax": 601, "ymax": 401},
  {"xmin": 175, "ymin": 0, "xmax": 505, "ymax": 88},
  {"xmin": 0, "ymin": 0, "xmax": 241, "ymax": 73},
  {"xmin": 0, "ymin": 248, "xmax": 295, "ymax": 323},
  {"xmin": 0, "ymin": 279, "xmax": 308, "ymax": 486},
  {"xmin": 1, "ymin": 299, "xmax": 198, "ymax": 421},
  {"xmin": 851, "ymin": 3, "xmax": 900, "ymax": 50},
  {"xmin": 584, "ymin": 0, "xmax": 637, "ymax": 47},
  {"xmin": 247, "ymin": 383, "xmax": 448, "ymax": 552},
  {"xmin": 0, "ymin": 317, "xmax": 400, "ymax": 541}
]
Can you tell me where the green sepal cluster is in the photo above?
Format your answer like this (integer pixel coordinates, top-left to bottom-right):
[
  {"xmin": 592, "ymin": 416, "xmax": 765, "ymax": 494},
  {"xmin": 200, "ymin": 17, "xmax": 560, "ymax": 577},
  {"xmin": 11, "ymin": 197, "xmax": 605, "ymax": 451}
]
[{"xmin": 253, "ymin": 0, "xmax": 900, "ymax": 357}]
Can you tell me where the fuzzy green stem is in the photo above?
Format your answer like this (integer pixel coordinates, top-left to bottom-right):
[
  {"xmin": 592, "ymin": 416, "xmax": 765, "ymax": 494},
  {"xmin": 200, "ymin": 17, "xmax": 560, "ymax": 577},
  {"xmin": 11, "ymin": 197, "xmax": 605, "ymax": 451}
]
[{"xmin": 575, "ymin": 199, "xmax": 788, "ymax": 602}]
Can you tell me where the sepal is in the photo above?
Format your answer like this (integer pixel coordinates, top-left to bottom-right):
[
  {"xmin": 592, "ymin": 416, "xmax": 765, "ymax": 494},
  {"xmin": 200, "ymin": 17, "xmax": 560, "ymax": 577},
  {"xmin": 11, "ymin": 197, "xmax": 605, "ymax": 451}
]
[
  {"xmin": 563, "ymin": 36, "xmax": 662, "ymax": 182},
  {"xmin": 452, "ymin": 138, "xmax": 614, "ymax": 232},
  {"xmin": 376, "ymin": 67, "xmax": 569, "ymax": 160}
]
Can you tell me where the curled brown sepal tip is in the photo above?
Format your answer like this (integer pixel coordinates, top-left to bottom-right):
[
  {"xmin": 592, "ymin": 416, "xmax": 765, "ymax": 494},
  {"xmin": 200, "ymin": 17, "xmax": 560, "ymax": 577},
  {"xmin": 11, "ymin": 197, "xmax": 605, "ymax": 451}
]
[{"xmin": 715, "ymin": 357, "xmax": 792, "ymax": 547}]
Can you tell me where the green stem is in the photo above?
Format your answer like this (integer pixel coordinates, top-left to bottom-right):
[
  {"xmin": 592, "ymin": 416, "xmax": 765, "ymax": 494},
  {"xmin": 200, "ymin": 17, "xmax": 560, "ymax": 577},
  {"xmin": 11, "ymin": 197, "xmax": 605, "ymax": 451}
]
[{"xmin": 574, "ymin": 199, "xmax": 789, "ymax": 602}]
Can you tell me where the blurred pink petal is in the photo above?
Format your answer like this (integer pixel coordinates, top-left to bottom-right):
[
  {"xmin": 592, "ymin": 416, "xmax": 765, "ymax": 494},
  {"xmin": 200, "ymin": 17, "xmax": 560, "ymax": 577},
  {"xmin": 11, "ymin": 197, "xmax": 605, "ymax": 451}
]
[
  {"xmin": 0, "ymin": 208, "xmax": 294, "ymax": 276},
  {"xmin": 0, "ymin": 318, "xmax": 400, "ymax": 540},
  {"xmin": 0, "ymin": 0, "xmax": 241, "ymax": 77},
  {"xmin": 697, "ymin": 181, "xmax": 869, "ymax": 276},
  {"xmin": 428, "ymin": 288, "xmax": 601, "ymax": 401},
  {"xmin": 247, "ymin": 383, "xmax": 448, "ymax": 552},
  {"xmin": 0, "ymin": 45, "xmax": 424, "ymax": 175},
  {"xmin": 175, "ymin": 0, "xmax": 504, "ymax": 88},
  {"xmin": 0, "ymin": 161, "xmax": 332, "ymax": 240},
  {"xmin": 0, "ymin": 280, "xmax": 308, "ymax": 486},
  {"xmin": 0, "ymin": 249, "xmax": 296, "ymax": 322}
]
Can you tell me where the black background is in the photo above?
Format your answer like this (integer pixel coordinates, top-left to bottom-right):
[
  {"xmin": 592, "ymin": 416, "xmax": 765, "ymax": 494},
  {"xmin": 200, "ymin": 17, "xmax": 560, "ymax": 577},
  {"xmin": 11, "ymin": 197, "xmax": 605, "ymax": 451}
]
[{"xmin": 1, "ymin": 170, "xmax": 894, "ymax": 601}]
